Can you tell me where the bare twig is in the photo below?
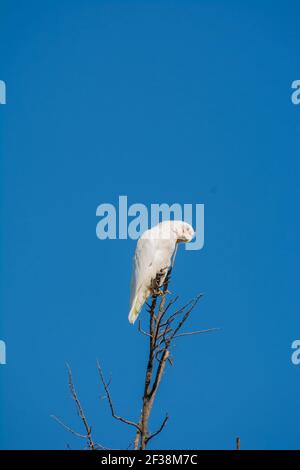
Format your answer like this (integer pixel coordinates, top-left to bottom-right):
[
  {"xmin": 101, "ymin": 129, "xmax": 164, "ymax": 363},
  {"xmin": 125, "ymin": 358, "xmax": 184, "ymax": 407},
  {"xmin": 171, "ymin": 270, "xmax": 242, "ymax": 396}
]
[
  {"xmin": 97, "ymin": 361, "xmax": 141, "ymax": 431},
  {"xmin": 51, "ymin": 415, "xmax": 90, "ymax": 440},
  {"xmin": 138, "ymin": 320, "xmax": 152, "ymax": 338},
  {"xmin": 146, "ymin": 414, "xmax": 169, "ymax": 444},
  {"xmin": 66, "ymin": 364, "xmax": 96, "ymax": 450},
  {"xmin": 52, "ymin": 364, "xmax": 98, "ymax": 450},
  {"xmin": 173, "ymin": 327, "xmax": 221, "ymax": 338}
]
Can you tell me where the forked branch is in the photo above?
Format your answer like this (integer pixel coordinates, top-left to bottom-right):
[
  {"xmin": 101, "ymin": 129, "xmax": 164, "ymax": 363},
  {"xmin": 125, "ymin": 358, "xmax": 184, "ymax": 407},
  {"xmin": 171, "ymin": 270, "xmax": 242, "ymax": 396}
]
[{"xmin": 133, "ymin": 265, "xmax": 218, "ymax": 449}]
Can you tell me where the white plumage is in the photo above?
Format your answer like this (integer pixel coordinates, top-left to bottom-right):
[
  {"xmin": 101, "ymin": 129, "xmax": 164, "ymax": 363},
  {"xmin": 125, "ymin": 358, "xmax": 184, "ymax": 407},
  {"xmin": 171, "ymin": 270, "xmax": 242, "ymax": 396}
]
[{"xmin": 128, "ymin": 220, "xmax": 195, "ymax": 324}]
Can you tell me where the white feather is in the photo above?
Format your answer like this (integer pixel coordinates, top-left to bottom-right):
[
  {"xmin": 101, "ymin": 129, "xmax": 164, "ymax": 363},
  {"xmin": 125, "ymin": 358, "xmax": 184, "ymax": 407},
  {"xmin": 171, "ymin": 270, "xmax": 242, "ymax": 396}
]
[{"xmin": 128, "ymin": 221, "xmax": 194, "ymax": 324}]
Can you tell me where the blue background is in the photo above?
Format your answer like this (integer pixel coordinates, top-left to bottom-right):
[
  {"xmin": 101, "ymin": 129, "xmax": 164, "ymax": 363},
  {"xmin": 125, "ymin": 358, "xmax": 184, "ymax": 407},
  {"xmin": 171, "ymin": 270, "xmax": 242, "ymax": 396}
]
[{"xmin": 1, "ymin": 0, "xmax": 300, "ymax": 450}]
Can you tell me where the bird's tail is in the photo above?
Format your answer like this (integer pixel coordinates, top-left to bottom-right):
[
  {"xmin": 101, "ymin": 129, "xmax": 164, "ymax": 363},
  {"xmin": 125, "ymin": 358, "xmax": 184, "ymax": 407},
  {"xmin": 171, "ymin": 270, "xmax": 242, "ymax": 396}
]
[{"xmin": 128, "ymin": 295, "xmax": 143, "ymax": 325}]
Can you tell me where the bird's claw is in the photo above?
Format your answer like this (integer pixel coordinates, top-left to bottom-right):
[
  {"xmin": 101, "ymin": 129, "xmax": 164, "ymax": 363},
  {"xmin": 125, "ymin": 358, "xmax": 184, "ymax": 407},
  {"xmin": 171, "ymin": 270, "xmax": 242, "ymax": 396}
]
[
  {"xmin": 153, "ymin": 289, "xmax": 164, "ymax": 297},
  {"xmin": 153, "ymin": 288, "xmax": 171, "ymax": 297}
]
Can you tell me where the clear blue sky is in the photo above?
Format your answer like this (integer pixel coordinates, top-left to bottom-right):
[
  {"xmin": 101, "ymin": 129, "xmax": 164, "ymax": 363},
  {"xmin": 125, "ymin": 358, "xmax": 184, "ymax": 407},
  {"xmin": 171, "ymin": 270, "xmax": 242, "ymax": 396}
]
[{"xmin": 0, "ymin": 0, "xmax": 300, "ymax": 450}]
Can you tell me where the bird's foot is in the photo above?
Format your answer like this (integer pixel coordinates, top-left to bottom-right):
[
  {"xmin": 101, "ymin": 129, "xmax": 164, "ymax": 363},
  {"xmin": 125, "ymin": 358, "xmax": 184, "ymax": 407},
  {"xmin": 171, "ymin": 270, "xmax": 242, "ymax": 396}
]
[
  {"xmin": 153, "ymin": 288, "xmax": 171, "ymax": 297},
  {"xmin": 153, "ymin": 288, "xmax": 164, "ymax": 297}
]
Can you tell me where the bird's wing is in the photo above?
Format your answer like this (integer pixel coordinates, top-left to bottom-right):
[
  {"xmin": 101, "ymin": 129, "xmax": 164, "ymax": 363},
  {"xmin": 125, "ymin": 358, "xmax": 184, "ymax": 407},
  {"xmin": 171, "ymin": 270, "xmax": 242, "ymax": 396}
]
[
  {"xmin": 130, "ymin": 237, "xmax": 156, "ymax": 306},
  {"xmin": 128, "ymin": 232, "xmax": 177, "ymax": 324}
]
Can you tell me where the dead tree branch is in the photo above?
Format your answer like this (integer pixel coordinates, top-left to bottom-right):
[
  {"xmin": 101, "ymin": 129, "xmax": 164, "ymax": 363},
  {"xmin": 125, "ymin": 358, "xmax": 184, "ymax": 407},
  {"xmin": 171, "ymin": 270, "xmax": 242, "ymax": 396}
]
[
  {"xmin": 97, "ymin": 361, "xmax": 141, "ymax": 431},
  {"xmin": 55, "ymin": 253, "xmax": 218, "ymax": 450},
  {"xmin": 52, "ymin": 364, "xmax": 99, "ymax": 450},
  {"xmin": 146, "ymin": 414, "xmax": 169, "ymax": 444},
  {"xmin": 133, "ymin": 264, "xmax": 218, "ymax": 450}
]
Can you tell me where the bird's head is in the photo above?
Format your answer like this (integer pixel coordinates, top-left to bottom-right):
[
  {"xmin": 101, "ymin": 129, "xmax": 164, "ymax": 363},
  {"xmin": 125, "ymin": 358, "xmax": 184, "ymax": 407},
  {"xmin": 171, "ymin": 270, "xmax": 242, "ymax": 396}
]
[{"xmin": 173, "ymin": 221, "xmax": 195, "ymax": 243}]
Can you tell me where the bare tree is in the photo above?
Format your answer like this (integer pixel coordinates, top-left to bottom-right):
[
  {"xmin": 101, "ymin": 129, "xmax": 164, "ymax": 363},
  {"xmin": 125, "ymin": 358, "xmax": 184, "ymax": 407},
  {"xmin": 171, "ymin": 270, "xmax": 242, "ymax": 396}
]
[{"xmin": 53, "ymin": 264, "xmax": 218, "ymax": 450}]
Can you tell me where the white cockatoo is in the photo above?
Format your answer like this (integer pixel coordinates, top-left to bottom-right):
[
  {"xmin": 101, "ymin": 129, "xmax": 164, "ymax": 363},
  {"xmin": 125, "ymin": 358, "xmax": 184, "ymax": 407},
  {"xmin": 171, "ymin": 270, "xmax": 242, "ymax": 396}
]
[{"xmin": 128, "ymin": 220, "xmax": 195, "ymax": 324}]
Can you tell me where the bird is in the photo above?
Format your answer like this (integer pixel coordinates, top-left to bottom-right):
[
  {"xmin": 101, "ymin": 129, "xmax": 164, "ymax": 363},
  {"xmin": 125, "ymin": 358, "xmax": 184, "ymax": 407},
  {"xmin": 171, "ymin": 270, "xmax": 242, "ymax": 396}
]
[{"xmin": 128, "ymin": 220, "xmax": 195, "ymax": 324}]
